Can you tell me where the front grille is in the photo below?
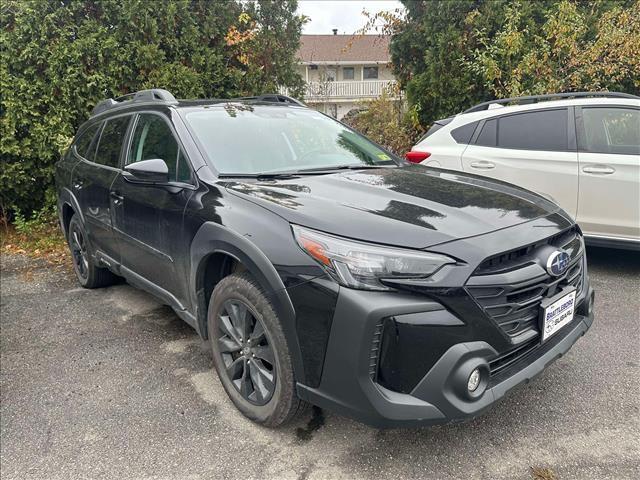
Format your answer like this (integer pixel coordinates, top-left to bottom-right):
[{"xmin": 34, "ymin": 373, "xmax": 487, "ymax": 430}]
[
  {"xmin": 466, "ymin": 228, "xmax": 585, "ymax": 342},
  {"xmin": 474, "ymin": 226, "xmax": 581, "ymax": 275}
]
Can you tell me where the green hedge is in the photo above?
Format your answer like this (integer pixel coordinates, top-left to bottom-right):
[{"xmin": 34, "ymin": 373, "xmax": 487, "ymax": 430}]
[{"xmin": 0, "ymin": 0, "xmax": 304, "ymax": 218}]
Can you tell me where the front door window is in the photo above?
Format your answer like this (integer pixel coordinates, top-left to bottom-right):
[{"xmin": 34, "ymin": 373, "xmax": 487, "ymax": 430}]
[{"xmin": 128, "ymin": 114, "xmax": 192, "ymax": 183}]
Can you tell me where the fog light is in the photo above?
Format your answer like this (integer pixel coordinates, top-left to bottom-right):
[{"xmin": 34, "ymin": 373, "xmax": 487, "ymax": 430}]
[{"xmin": 467, "ymin": 368, "xmax": 481, "ymax": 392}]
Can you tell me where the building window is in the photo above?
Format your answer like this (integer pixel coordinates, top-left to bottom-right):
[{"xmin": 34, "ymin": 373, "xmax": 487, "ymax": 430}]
[
  {"xmin": 325, "ymin": 69, "xmax": 336, "ymax": 82},
  {"xmin": 363, "ymin": 66, "xmax": 378, "ymax": 79},
  {"xmin": 342, "ymin": 67, "xmax": 354, "ymax": 80}
]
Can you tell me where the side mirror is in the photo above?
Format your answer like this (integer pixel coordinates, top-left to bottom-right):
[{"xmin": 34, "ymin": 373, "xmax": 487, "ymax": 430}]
[{"xmin": 124, "ymin": 158, "xmax": 169, "ymax": 183}]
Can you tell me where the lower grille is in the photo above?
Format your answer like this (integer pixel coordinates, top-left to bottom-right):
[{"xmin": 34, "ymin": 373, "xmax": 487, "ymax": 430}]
[
  {"xmin": 489, "ymin": 314, "xmax": 583, "ymax": 385},
  {"xmin": 467, "ymin": 228, "xmax": 585, "ymax": 342},
  {"xmin": 489, "ymin": 338, "xmax": 538, "ymax": 376}
]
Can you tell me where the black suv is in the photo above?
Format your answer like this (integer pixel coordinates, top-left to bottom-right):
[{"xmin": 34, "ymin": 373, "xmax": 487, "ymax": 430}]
[{"xmin": 56, "ymin": 89, "xmax": 594, "ymax": 428}]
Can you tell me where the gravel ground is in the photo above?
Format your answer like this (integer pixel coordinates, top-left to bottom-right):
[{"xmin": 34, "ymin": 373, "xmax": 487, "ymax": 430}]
[{"xmin": 1, "ymin": 247, "xmax": 639, "ymax": 480}]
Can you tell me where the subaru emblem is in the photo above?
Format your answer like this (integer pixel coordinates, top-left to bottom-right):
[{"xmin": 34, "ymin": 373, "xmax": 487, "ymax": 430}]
[{"xmin": 546, "ymin": 250, "xmax": 571, "ymax": 277}]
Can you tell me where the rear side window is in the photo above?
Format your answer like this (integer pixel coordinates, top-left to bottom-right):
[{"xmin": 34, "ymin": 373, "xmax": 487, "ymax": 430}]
[
  {"xmin": 497, "ymin": 109, "xmax": 568, "ymax": 151},
  {"xmin": 74, "ymin": 123, "xmax": 101, "ymax": 159},
  {"xmin": 451, "ymin": 121, "xmax": 479, "ymax": 144},
  {"xmin": 417, "ymin": 117, "xmax": 454, "ymax": 143},
  {"xmin": 582, "ymin": 107, "xmax": 639, "ymax": 155},
  {"xmin": 94, "ymin": 116, "xmax": 130, "ymax": 168},
  {"xmin": 128, "ymin": 113, "xmax": 191, "ymax": 183}
]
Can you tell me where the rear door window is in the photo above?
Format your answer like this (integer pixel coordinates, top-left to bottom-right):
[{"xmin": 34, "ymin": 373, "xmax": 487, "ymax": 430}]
[
  {"xmin": 497, "ymin": 109, "xmax": 568, "ymax": 151},
  {"xmin": 74, "ymin": 123, "xmax": 102, "ymax": 160},
  {"xmin": 475, "ymin": 119, "xmax": 497, "ymax": 147},
  {"xmin": 581, "ymin": 107, "xmax": 639, "ymax": 155},
  {"xmin": 94, "ymin": 116, "xmax": 131, "ymax": 168}
]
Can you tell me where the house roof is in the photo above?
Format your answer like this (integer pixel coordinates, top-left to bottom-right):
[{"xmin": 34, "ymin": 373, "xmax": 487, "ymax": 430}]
[{"xmin": 297, "ymin": 35, "xmax": 391, "ymax": 64}]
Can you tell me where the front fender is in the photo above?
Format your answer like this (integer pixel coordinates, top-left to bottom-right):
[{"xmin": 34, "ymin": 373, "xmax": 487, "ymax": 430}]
[{"xmin": 189, "ymin": 221, "xmax": 306, "ymax": 384}]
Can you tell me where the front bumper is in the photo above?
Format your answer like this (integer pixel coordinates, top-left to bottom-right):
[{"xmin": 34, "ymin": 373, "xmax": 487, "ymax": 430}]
[{"xmin": 296, "ymin": 284, "xmax": 594, "ymax": 428}]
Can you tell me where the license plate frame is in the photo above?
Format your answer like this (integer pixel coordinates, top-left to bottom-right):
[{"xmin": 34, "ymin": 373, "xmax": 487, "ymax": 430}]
[{"xmin": 539, "ymin": 287, "xmax": 577, "ymax": 342}]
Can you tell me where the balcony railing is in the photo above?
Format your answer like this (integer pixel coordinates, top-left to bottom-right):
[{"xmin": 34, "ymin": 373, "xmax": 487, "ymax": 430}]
[{"xmin": 280, "ymin": 80, "xmax": 398, "ymax": 101}]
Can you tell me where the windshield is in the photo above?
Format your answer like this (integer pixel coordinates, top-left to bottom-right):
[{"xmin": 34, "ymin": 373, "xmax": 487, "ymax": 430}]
[{"xmin": 184, "ymin": 104, "xmax": 398, "ymax": 175}]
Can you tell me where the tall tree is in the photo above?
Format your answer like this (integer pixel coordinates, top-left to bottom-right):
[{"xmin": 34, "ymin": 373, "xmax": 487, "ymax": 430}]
[
  {"xmin": 463, "ymin": 0, "xmax": 640, "ymax": 97},
  {"xmin": 390, "ymin": 1, "xmax": 490, "ymax": 127},
  {"xmin": 389, "ymin": 0, "xmax": 639, "ymax": 128}
]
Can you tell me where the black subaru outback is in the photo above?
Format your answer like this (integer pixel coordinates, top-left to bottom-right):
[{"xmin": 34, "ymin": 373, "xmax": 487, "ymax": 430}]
[{"xmin": 56, "ymin": 89, "xmax": 594, "ymax": 428}]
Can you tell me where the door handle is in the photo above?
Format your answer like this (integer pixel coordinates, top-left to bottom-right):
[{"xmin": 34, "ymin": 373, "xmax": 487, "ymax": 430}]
[
  {"xmin": 582, "ymin": 165, "xmax": 615, "ymax": 175},
  {"xmin": 110, "ymin": 191, "xmax": 124, "ymax": 205},
  {"xmin": 73, "ymin": 180, "xmax": 84, "ymax": 190},
  {"xmin": 470, "ymin": 161, "xmax": 495, "ymax": 170}
]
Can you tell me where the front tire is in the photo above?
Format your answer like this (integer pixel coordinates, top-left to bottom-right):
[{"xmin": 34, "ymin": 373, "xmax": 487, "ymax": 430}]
[
  {"xmin": 208, "ymin": 272, "xmax": 307, "ymax": 427},
  {"xmin": 67, "ymin": 214, "xmax": 117, "ymax": 289}
]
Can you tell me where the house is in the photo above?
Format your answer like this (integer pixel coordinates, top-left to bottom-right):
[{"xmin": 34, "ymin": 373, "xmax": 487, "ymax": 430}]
[{"xmin": 282, "ymin": 32, "xmax": 398, "ymax": 119}]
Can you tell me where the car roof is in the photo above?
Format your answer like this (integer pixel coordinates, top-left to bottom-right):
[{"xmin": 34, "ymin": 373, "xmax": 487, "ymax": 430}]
[
  {"xmin": 89, "ymin": 89, "xmax": 306, "ymax": 119},
  {"xmin": 175, "ymin": 99, "xmax": 307, "ymax": 112},
  {"xmin": 463, "ymin": 92, "xmax": 638, "ymax": 113},
  {"xmin": 457, "ymin": 96, "xmax": 640, "ymax": 123}
]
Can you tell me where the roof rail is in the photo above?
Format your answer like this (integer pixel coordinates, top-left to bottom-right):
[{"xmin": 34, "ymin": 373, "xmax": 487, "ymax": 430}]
[
  {"xmin": 237, "ymin": 93, "xmax": 306, "ymax": 107},
  {"xmin": 463, "ymin": 91, "xmax": 639, "ymax": 114},
  {"xmin": 91, "ymin": 88, "xmax": 178, "ymax": 116}
]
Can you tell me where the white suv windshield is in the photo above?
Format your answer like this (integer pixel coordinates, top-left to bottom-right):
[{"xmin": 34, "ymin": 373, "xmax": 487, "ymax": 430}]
[{"xmin": 184, "ymin": 105, "xmax": 397, "ymax": 175}]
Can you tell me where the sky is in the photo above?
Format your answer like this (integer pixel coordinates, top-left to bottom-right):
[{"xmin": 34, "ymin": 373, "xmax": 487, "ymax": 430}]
[{"xmin": 298, "ymin": 0, "xmax": 404, "ymax": 35}]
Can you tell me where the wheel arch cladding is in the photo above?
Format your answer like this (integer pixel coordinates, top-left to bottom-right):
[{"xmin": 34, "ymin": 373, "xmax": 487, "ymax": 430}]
[
  {"xmin": 190, "ymin": 221, "xmax": 306, "ymax": 384},
  {"xmin": 58, "ymin": 188, "xmax": 84, "ymax": 237},
  {"xmin": 62, "ymin": 202, "xmax": 75, "ymax": 236}
]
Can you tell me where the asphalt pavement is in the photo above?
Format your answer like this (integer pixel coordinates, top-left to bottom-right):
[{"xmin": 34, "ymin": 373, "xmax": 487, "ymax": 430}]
[{"xmin": 1, "ymin": 247, "xmax": 639, "ymax": 480}]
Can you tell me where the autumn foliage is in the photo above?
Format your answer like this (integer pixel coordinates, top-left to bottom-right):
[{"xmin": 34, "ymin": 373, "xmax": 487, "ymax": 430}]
[{"xmin": 387, "ymin": 0, "xmax": 639, "ymax": 128}]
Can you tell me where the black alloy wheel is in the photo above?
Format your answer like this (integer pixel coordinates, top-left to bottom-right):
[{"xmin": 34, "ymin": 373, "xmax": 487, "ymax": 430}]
[
  {"xmin": 69, "ymin": 222, "xmax": 89, "ymax": 281},
  {"xmin": 67, "ymin": 213, "xmax": 118, "ymax": 289},
  {"xmin": 217, "ymin": 299, "xmax": 276, "ymax": 405}
]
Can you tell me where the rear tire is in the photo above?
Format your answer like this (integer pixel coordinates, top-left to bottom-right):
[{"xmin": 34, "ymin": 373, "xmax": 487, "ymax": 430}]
[
  {"xmin": 67, "ymin": 214, "xmax": 117, "ymax": 289},
  {"xmin": 208, "ymin": 272, "xmax": 307, "ymax": 427}
]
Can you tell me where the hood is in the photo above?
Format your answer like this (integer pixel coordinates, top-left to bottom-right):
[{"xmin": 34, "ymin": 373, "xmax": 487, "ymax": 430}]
[{"xmin": 223, "ymin": 165, "xmax": 570, "ymax": 249}]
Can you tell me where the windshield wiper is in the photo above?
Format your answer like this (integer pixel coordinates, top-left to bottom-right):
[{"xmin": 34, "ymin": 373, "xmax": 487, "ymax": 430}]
[
  {"xmin": 295, "ymin": 164, "xmax": 395, "ymax": 173},
  {"xmin": 218, "ymin": 172, "xmax": 298, "ymax": 180},
  {"xmin": 218, "ymin": 164, "xmax": 395, "ymax": 180}
]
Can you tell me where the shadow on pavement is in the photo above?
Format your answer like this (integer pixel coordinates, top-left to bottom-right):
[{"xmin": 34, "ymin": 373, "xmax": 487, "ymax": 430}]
[{"xmin": 585, "ymin": 245, "xmax": 640, "ymax": 274}]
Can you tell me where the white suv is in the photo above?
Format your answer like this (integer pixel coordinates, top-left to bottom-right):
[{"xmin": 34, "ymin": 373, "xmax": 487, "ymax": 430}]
[{"xmin": 408, "ymin": 92, "xmax": 640, "ymax": 249}]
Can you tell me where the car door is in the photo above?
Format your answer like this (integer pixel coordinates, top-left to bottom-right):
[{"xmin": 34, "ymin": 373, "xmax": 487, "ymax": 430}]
[
  {"xmin": 72, "ymin": 115, "xmax": 131, "ymax": 261},
  {"xmin": 111, "ymin": 112, "xmax": 196, "ymax": 308},
  {"xmin": 575, "ymin": 105, "xmax": 640, "ymax": 240},
  {"xmin": 461, "ymin": 107, "xmax": 579, "ymax": 218}
]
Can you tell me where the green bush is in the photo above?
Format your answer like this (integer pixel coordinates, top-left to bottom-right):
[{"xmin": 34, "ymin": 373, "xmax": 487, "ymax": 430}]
[
  {"xmin": 342, "ymin": 92, "xmax": 422, "ymax": 156},
  {"xmin": 0, "ymin": 0, "xmax": 304, "ymax": 218}
]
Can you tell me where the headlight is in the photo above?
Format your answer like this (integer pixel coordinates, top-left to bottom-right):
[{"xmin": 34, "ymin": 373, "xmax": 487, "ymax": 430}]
[{"xmin": 292, "ymin": 225, "xmax": 456, "ymax": 291}]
